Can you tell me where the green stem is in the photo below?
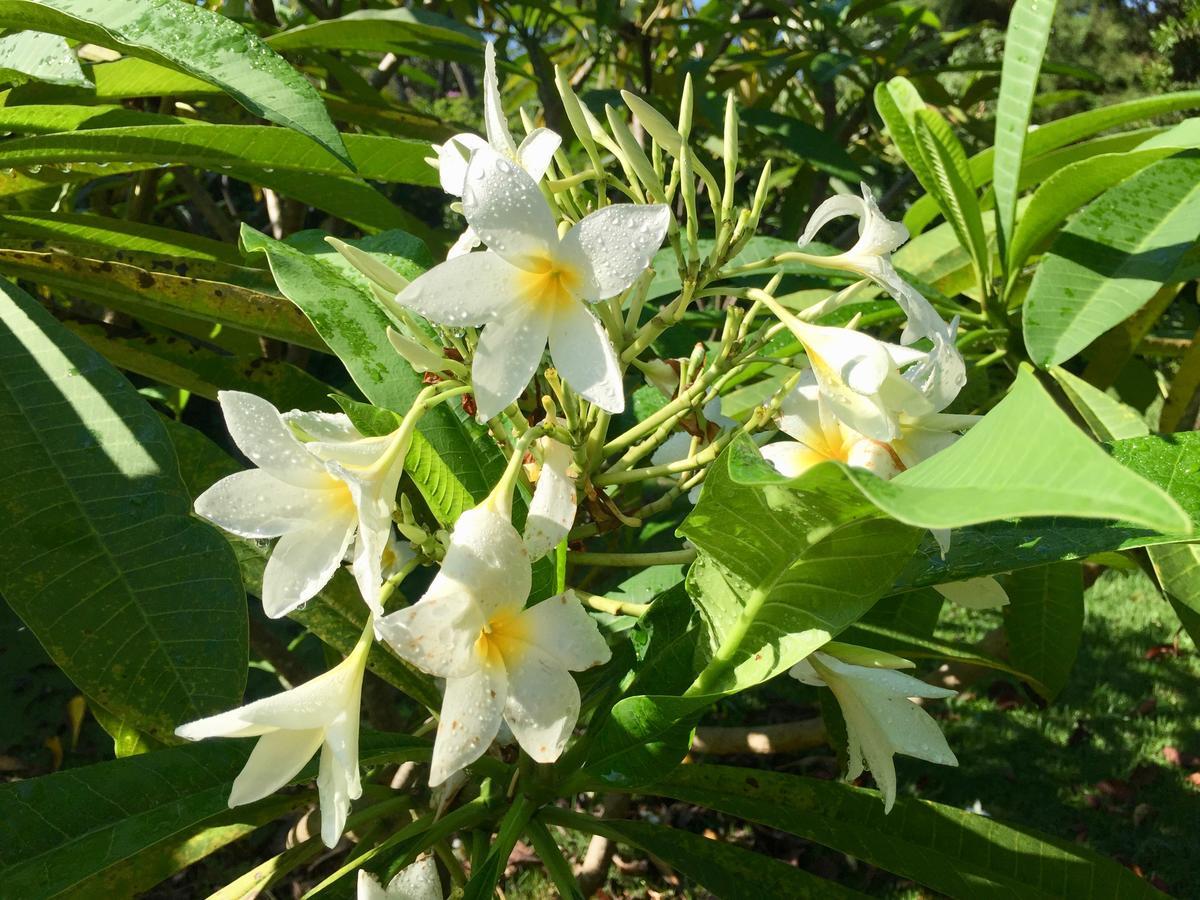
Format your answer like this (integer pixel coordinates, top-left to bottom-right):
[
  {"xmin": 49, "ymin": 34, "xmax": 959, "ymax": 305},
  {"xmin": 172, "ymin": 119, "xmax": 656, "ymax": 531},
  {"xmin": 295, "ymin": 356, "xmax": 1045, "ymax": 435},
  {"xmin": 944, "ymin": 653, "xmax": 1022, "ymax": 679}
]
[
  {"xmin": 527, "ymin": 817, "xmax": 586, "ymax": 900},
  {"xmin": 575, "ymin": 588, "xmax": 651, "ymax": 617},
  {"xmin": 569, "ymin": 548, "xmax": 696, "ymax": 567}
]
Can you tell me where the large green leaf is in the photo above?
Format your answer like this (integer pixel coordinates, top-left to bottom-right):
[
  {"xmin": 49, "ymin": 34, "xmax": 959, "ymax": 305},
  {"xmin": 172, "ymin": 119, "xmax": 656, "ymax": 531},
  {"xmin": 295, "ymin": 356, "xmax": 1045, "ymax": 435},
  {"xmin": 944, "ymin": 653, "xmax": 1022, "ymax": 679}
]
[
  {"xmin": 0, "ymin": 30, "xmax": 90, "ymax": 87},
  {"xmin": 239, "ymin": 225, "xmax": 500, "ymax": 524},
  {"xmin": 1023, "ymin": 152, "xmax": 1200, "ymax": 367},
  {"xmin": 541, "ymin": 808, "xmax": 863, "ymax": 899},
  {"xmin": 267, "ymin": 8, "xmax": 479, "ymax": 55},
  {"xmin": 992, "ymin": 0, "xmax": 1057, "ymax": 268},
  {"xmin": 906, "ymin": 90, "xmax": 1200, "ymax": 233},
  {"xmin": 0, "ymin": 734, "xmax": 429, "ymax": 898},
  {"xmin": 0, "ymin": 277, "xmax": 246, "ymax": 740},
  {"xmin": 0, "ymin": 0, "xmax": 350, "ymax": 166},
  {"xmin": 1004, "ymin": 562, "xmax": 1084, "ymax": 701},
  {"xmin": 649, "ymin": 764, "xmax": 1160, "ymax": 899},
  {"xmin": 874, "ymin": 77, "xmax": 937, "ymax": 197}
]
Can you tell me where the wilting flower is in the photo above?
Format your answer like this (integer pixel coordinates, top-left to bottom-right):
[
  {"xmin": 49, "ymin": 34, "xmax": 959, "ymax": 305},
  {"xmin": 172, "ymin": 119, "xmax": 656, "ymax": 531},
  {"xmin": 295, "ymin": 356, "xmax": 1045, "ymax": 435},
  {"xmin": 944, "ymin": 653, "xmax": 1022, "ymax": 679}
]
[
  {"xmin": 396, "ymin": 144, "xmax": 670, "ymax": 421},
  {"xmin": 378, "ymin": 497, "xmax": 611, "ymax": 785},
  {"xmin": 523, "ymin": 435, "xmax": 578, "ymax": 560},
  {"xmin": 176, "ymin": 621, "xmax": 373, "ymax": 847},
  {"xmin": 357, "ymin": 857, "xmax": 442, "ymax": 900},
  {"xmin": 790, "ymin": 648, "xmax": 957, "ymax": 812},
  {"xmin": 194, "ymin": 393, "xmax": 410, "ymax": 617},
  {"xmin": 933, "ymin": 576, "xmax": 1009, "ymax": 609},
  {"xmin": 429, "ymin": 41, "xmax": 561, "ymax": 258},
  {"xmin": 798, "ymin": 184, "xmax": 965, "ymax": 409}
]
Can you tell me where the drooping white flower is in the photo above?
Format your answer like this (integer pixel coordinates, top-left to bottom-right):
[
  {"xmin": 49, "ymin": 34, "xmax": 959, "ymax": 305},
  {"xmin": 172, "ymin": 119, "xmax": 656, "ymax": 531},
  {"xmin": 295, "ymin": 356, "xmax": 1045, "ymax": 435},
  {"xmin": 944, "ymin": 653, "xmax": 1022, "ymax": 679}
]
[
  {"xmin": 523, "ymin": 435, "xmax": 577, "ymax": 560},
  {"xmin": 357, "ymin": 857, "xmax": 442, "ymax": 900},
  {"xmin": 176, "ymin": 621, "xmax": 373, "ymax": 848},
  {"xmin": 790, "ymin": 648, "xmax": 957, "ymax": 812},
  {"xmin": 933, "ymin": 576, "xmax": 1009, "ymax": 609},
  {"xmin": 429, "ymin": 41, "xmax": 562, "ymax": 258},
  {"xmin": 377, "ymin": 500, "xmax": 611, "ymax": 785},
  {"xmin": 194, "ymin": 393, "xmax": 410, "ymax": 617},
  {"xmin": 761, "ymin": 377, "xmax": 902, "ymax": 480},
  {"xmin": 798, "ymin": 184, "xmax": 966, "ymax": 409},
  {"xmin": 396, "ymin": 144, "xmax": 670, "ymax": 421}
]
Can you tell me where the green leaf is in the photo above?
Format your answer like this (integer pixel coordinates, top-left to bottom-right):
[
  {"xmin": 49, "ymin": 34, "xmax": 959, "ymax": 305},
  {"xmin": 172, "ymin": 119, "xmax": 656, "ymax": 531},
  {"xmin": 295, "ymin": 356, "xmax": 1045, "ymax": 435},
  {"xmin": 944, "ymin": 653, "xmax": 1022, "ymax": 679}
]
[
  {"xmin": 267, "ymin": 8, "xmax": 480, "ymax": 55},
  {"xmin": 0, "ymin": 734, "xmax": 429, "ymax": 898},
  {"xmin": 650, "ymin": 764, "xmax": 1160, "ymax": 899},
  {"xmin": 0, "ymin": 0, "xmax": 350, "ymax": 166},
  {"xmin": 992, "ymin": 0, "xmax": 1057, "ymax": 269},
  {"xmin": 1004, "ymin": 562, "xmax": 1084, "ymax": 700},
  {"xmin": 0, "ymin": 277, "xmax": 246, "ymax": 741},
  {"xmin": 681, "ymin": 441, "xmax": 923, "ymax": 695},
  {"xmin": 542, "ymin": 808, "xmax": 865, "ymax": 899},
  {"xmin": 0, "ymin": 30, "xmax": 90, "ymax": 87},
  {"xmin": 1050, "ymin": 367, "xmax": 1149, "ymax": 442},
  {"xmin": 1023, "ymin": 152, "xmax": 1200, "ymax": 367},
  {"xmin": 1147, "ymin": 543, "xmax": 1200, "ymax": 647},
  {"xmin": 906, "ymin": 90, "xmax": 1200, "ymax": 234},
  {"xmin": 842, "ymin": 368, "xmax": 1190, "ymax": 534},
  {"xmin": 740, "ymin": 108, "xmax": 863, "ymax": 181},
  {"xmin": 240, "ymin": 225, "xmax": 501, "ymax": 524},
  {"xmin": 874, "ymin": 76, "xmax": 936, "ymax": 196}
]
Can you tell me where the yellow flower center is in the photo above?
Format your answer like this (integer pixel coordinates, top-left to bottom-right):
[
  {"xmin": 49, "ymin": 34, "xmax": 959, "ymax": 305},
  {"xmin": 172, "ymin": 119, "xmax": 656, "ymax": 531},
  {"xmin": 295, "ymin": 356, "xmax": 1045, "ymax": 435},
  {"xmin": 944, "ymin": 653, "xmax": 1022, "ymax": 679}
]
[
  {"xmin": 474, "ymin": 604, "xmax": 529, "ymax": 666},
  {"xmin": 518, "ymin": 255, "xmax": 581, "ymax": 310},
  {"xmin": 326, "ymin": 475, "xmax": 355, "ymax": 513}
]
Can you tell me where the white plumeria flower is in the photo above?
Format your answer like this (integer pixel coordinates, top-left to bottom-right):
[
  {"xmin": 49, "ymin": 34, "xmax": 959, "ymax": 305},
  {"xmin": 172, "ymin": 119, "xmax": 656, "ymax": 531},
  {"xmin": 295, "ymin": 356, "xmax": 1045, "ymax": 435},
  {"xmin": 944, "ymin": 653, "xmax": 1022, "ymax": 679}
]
[
  {"xmin": 357, "ymin": 857, "xmax": 442, "ymax": 900},
  {"xmin": 176, "ymin": 621, "xmax": 373, "ymax": 848},
  {"xmin": 194, "ymin": 393, "xmax": 410, "ymax": 617},
  {"xmin": 377, "ymin": 497, "xmax": 611, "ymax": 786},
  {"xmin": 798, "ymin": 184, "xmax": 966, "ymax": 409},
  {"xmin": 933, "ymin": 576, "xmax": 1009, "ymax": 609},
  {"xmin": 762, "ymin": 376, "xmax": 902, "ymax": 480},
  {"xmin": 790, "ymin": 648, "xmax": 957, "ymax": 812},
  {"xmin": 429, "ymin": 41, "xmax": 562, "ymax": 258},
  {"xmin": 523, "ymin": 435, "xmax": 577, "ymax": 560},
  {"xmin": 396, "ymin": 144, "xmax": 670, "ymax": 421}
]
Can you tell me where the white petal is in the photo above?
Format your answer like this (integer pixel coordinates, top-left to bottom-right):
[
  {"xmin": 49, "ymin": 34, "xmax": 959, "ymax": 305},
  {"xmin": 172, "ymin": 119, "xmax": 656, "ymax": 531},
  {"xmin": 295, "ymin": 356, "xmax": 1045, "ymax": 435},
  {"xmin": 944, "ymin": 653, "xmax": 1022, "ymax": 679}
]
[
  {"xmin": 386, "ymin": 856, "xmax": 443, "ymax": 900},
  {"xmin": 437, "ymin": 506, "xmax": 533, "ymax": 618},
  {"xmin": 317, "ymin": 716, "xmax": 362, "ymax": 847},
  {"xmin": 931, "ymin": 528, "xmax": 952, "ymax": 557},
  {"xmin": 523, "ymin": 438, "xmax": 577, "ymax": 560},
  {"xmin": 891, "ymin": 425, "xmax": 960, "ymax": 469},
  {"xmin": 228, "ymin": 727, "xmax": 325, "ymax": 807},
  {"xmin": 787, "ymin": 657, "xmax": 826, "ymax": 687},
  {"xmin": 516, "ymin": 128, "xmax": 562, "ymax": 182},
  {"xmin": 357, "ymin": 871, "xmax": 388, "ymax": 900},
  {"xmin": 560, "ymin": 204, "xmax": 670, "ymax": 301},
  {"xmin": 760, "ymin": 441, "xmax": 828, "ymax": 479},
  {"xmin": 481, "ymin": 41, "xmax": 516, "ymax": 156},
  {"xmin": 217, "ymin": 391, "xmax": 328, "ymax": 488},
  {"xmin": 702, "ymin": 396, "xmax": 735, "ymax": 430},
  {"xmin": 282, "ymin": 410, "xmax": 361, "ymax": 444},
  {"xmin": 387, "ymin": 327, "xmax": 448, "ymax": 373},
  {"xmin": 777, "ymin": 381, "xmax": 827, "ymax": 446},
  {"xmin": 462, "ymin": 145, "xmax": 558, "ymax": 269},
  {"xmin": 503, "ymin": 643, "xmax": 580, "ymax": 763},
  {"xmin": 933, "ymin": 577, "xmax": 1009, "ymax": 610},
  {"xmin": 844, "ymin": 439, "xmax": 904, "ymax": 479},
  {"xmin": 377, "ymin": 589, "xmax": 484, "ymax": 679},
  {"xmin": 195, "ymin": 469, "xmax": 325, "ymax": 539},
  {"xmin": 471, "ymin": 308, "xmax": 550, "ymax": 421},
  {"xmin": 798, "ymin": 191, "xmax": 868, "ymax": 248},
  {"xmin": 520, "ymin": 590, "xmax": 612, "ymax": 671},
  {"xmin": 548, "ymin": 300, "xmax": 624, "ymax": 413},
  {"xmin": 395, "ymin": 251, "xmax": 522, "ymax": 328},
  {"xmin": 650, "ymin": 431, "xmax": 693, "ymax": 467},
  {"xmin": 430, "ymin": 662, "xmax": 507, "ymax": 786},
  {"xmin": 447, "ymin": 225, "xmax": 482, "ymax": 259},
  {"xmin": 262, "ymin": 513, "xmax": 357, "ymax": 618},
  {"xmin": 435, "ymin": 132, "xmax": 489, "ymax": 197}
]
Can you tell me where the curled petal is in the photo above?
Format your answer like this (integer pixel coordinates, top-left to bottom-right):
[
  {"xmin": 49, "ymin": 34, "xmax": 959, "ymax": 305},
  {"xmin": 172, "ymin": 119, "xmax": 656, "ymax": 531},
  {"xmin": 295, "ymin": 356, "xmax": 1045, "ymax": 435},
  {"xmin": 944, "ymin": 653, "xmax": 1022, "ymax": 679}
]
[
  {"xmin": 522, "ymin": 590, "xmax": 612, "ymax": 671},
  {"xmin": 471, "ymin": 307, "xmax": 551, "ymax": 421},
  {"xmin": 430, "ymin": 661, "xmax": 507, "ymax": 786},
  {"xmin": 262, "ymin": 511, "xmax": 357, "ymax": 618},
  {"xmin": 561, "ymin": 204, "xmax": 671, "ymax": 301},
  {"xmin": 434, "ymin": 132, "xmax": 488, "ymax": 197},
  {"xmin": 517, "ymin": 128, "xmax": 562, "ymax": 182},
  {"xmin": 481, "ymin": 41, "xmax": 517, "ymax": 156},
  {"xmin": 462, "ymin": 144, "xmax": 558, "ymax": 269},
  {"xmin": 228, "ymin": 727, "xmax": 325, "ymax": 807},
  {"xmin": 216, "ymin": 391, "xmax": 328, "ymax": 488},
  {"xmin": 548, "ymin": 299, "xmax": 624, "ymax": 414},
  {"xmin": 524, "ymin": 438, "xmax": 577, "ymax": 560},
  {"xmin": 395, "ymin": 250, "xmax": 522, "ymax": 328},
  {"xmin": 317, "ymin": 729, "xmax": 361, "ymax": 847},
  {"xmin": 798, "ymin": 191, "xmax": 868, "ymax": 248},
  {"xmin": 282, "ymin": 410, "xmax": 360, "ymax": 444},
  {"xmin": 503, "ymin": 643, "xmax": 580, "ymax": 763},
  {"xmin": 195, "ymin": 469, "xmax": 323, "ymax": 539},
  {"xmin": 446, "ymin": 225, "xmax": 482, "ymax": 259}
]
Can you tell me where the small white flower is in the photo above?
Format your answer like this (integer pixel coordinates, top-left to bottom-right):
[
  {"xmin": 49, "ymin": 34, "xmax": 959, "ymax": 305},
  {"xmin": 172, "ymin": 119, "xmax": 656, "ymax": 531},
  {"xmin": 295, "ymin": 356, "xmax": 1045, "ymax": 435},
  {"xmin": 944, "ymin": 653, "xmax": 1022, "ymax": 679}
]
[
  {"xmin": 194, "ymin": 393, "xmax": 410, "ymax": 617},
  {"xmin": 933, "ymin": 576, "xmax": 1009, "ymax": 609},
  {"xmin": 798, "ymin": 185, "xmax": 966, "ymax": 410},
  {"xmin": 523, "ymin": 436, "xmax": 577, "ymax": 560},
  {"xmin": 357, "ymin": 857, "xmax": 442, "ymax": 900},
  {"xmin": 377, "ymin": 503, "xmax": 611, "ymax": 785},
  {"xmin": 176, "ymin": 622, "xmax": 373, "ymax": 848},
  {"xmin": 790, "ymin": 649, "xmax": 957, "ymax": 812},
  {"xmin": 429, "ymin": 41, "xmax": 562, "ymax": 258},
  {"xmin": 396, "ymin": 144, "xmax": 670, "ymax": 421}
]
